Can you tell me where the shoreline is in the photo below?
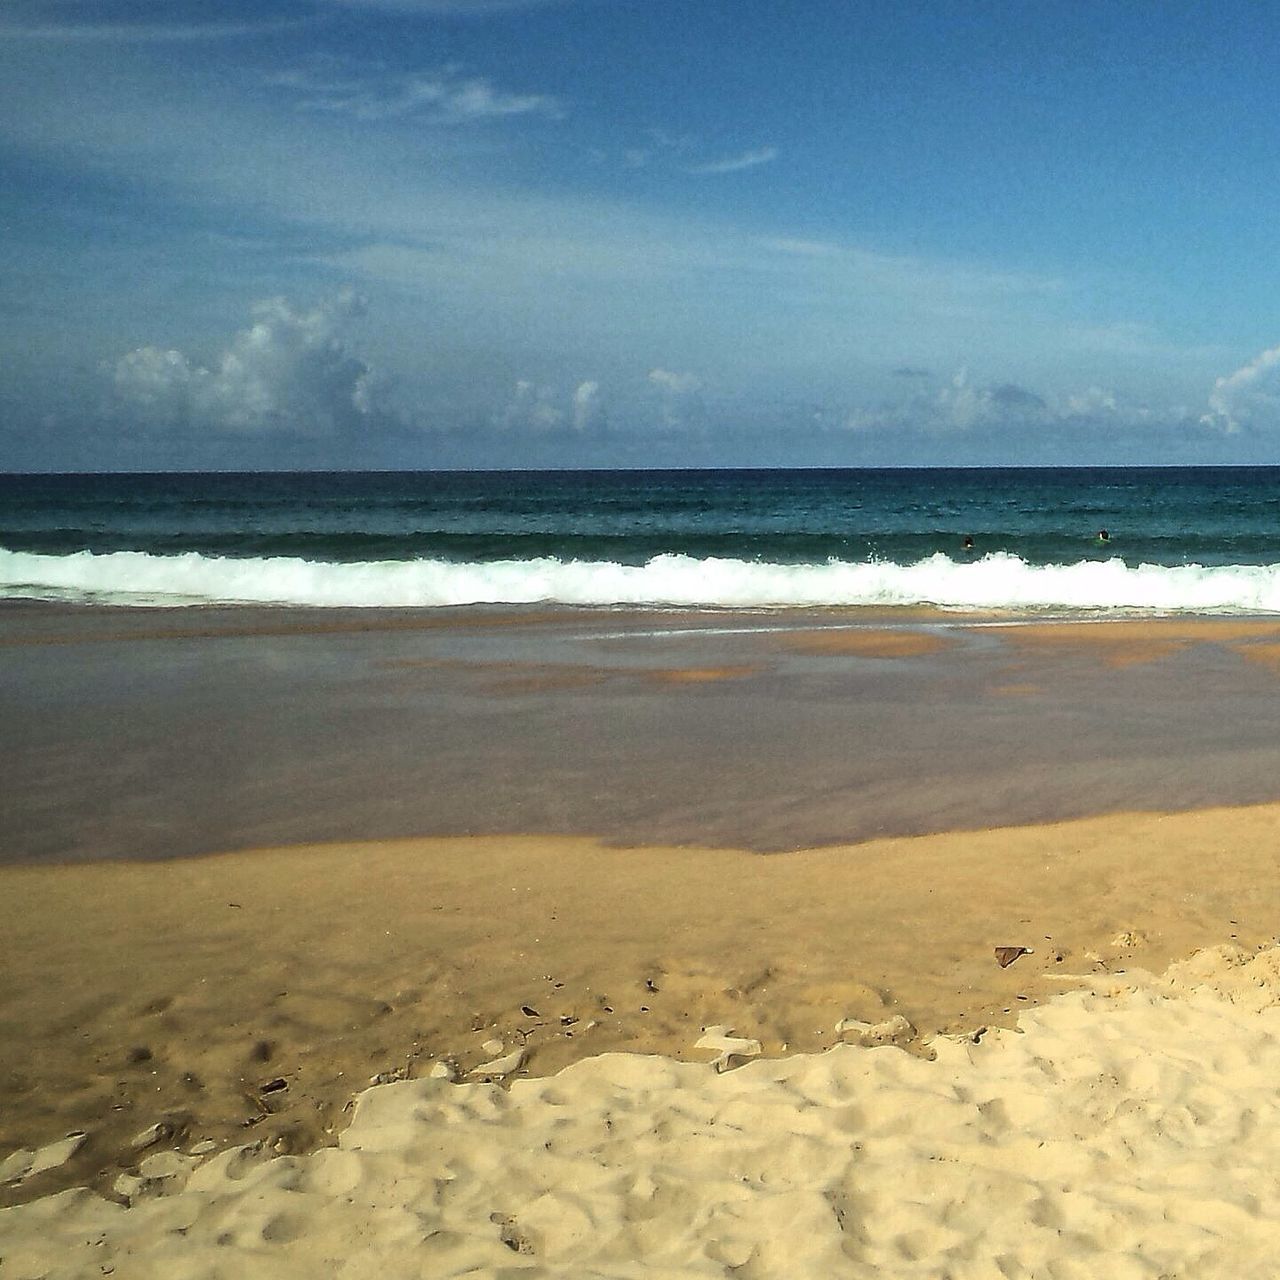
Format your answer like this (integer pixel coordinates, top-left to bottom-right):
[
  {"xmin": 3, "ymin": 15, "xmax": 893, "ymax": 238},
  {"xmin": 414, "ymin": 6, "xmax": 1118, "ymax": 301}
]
[{"xmin": 5, "ymin": 802, "xmax": 1280, "ymax": 1207}]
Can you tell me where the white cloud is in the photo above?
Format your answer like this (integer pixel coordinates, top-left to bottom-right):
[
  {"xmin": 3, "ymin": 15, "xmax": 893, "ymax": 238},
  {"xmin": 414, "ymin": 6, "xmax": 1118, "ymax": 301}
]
[
  {"xmin": 572, "ymin": 380, "xmax": 604, "ymax": 432},
  {"xmin": 759, "ymin": 237, "xmax": 842, "ymax": 258},
  {"xmin": 686, "ymin": 146, "xmax": 778, "ymax": 176},
  {"xmin": 648, "ymin": 368, "xmax": 704, "ymax": 428},
  {"xmin": 497, "ymin": 378, "xmax": 607, "ymax": 433},
  {"xmin": 267, "ymin": 61, "xmax": 560, "ymax": 124},
  {"xmin": 844, "ymin": 370, "xmax": 1159, "ymax": 437},
  {"xmin": 497, "ymin": 380, "xmax": 565, "ymax": 432},
  {"xmin": 112, "ymin": 292, "xmax": 384, "ymax": 434},
  {"xmin": 0, "ymin": 18, "xmax": 299, "ymax": 41},
  {"xmin": 596, "ymin": 129, "xmax": 784, "ymax": 182},
  {"xmin": 1062, "ymin": 385, "xmax": 1122, "ymax": 418},
  {"xmin": 936, "ymin": 370, "xmax": 1047, "ymax": 431},
  {"xmin": 1202, "ymin": 344, "xmax": 1280, "ymax": 434},
  {"xmin": 648, "ymin": 368, "xmax": 701, "ymax": 395},
  {"xmin": 112, "ymin": 347, "xmax": 205, "ymax": 416}
]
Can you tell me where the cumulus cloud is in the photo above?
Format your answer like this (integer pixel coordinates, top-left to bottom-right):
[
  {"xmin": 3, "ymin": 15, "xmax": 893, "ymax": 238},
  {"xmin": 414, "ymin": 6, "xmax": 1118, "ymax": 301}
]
[
  {"xmin": 1062, "ymin": 386, "xmax": 1125, "ymax": 419},
  {"xmin": 497, "ymin": 379, "xmax": 564, "ymax": 432},
  {"xmin": 112, "ymin": 292, "xmax": 384, "ymax": 435},
  {"xmin": 647, "ymin": 368, "xmax": 705, "ymax": 429},
  {"xmin": 940, "ymin": 374, "xmax": 1047, "ymax": 431},
  {"xmin": 495, "ymin": 378, "xmax": 605, "ymax": 434},
  {"xmin": 1202, "ymin": 344, "xmax": 1280, "ymax": 434},
  {"xmin": 572, "ymin": 380, "xmax": 605, "ymax": 432},
  {"xmin": 266, "ymin": 61, "xmax": 560, "ymax": 124},
  {"xmin": 846, "ymin": 369, "xmax": 1048, "ymax": 434}
]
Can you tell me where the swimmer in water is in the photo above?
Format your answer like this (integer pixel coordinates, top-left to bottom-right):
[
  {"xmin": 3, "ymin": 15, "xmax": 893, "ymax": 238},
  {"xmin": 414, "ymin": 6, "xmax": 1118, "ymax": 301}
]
[
  {"xmin": 962, "ymin": 535, "xmax": 974, "ymax": 552},
  {"xmin": 1097, "ymin": 529, "xmax": 1110, "ymax": 543}
]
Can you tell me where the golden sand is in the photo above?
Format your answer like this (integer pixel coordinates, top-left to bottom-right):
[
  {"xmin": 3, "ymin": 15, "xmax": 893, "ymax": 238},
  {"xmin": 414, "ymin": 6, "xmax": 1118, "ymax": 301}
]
[
  {"xmin": 4, "ymin": 803, "xmax": 1280, "ymax": 1207},
  {"xmin": 780, "ymin": 628, "xmax": 955, "ymax": 658},
  {"xmin": 9, "ymin": 946, "xmax": 1280, "ymax": 1277},
  {"xmin": 644, "ymin": 664, "xmax": 764, "ymax": 683},
  {"xmin": 992, "ymin": 617, "xmax": 1280, "ymax": 669}
]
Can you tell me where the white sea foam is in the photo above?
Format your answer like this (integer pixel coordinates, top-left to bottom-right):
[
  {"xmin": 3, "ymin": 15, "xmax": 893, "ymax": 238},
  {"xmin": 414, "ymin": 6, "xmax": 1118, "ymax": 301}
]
[{"xmin": 4, "ymin": 547, "xmax": 1280, "ymax": 612}]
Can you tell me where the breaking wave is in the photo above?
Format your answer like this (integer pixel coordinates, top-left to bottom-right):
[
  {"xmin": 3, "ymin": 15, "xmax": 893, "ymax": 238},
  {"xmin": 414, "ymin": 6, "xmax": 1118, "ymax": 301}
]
[{"xmin": 6, "ymin": 547, "xmax": 1280, "ymax": 613}]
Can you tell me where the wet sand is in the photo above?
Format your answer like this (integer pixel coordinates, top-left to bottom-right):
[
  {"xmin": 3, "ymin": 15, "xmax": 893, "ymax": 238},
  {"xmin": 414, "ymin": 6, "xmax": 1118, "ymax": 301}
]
[{"xmin": 7, "ymin": 604, "xmax": 1280, "ymax": 862}]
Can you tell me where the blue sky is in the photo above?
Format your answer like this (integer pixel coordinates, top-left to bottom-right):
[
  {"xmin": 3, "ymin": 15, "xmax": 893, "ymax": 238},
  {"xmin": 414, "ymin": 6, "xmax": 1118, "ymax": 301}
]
[{"xmin": 4, "ymin": 0, "xmax": 1280, "ymax": 469}]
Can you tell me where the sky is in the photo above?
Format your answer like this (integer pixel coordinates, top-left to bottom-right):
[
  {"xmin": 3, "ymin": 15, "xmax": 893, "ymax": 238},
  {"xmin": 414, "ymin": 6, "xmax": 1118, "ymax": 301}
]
[{"xmin": 3, "ymin": 0, "xmax": 1280, "ymax": 470}]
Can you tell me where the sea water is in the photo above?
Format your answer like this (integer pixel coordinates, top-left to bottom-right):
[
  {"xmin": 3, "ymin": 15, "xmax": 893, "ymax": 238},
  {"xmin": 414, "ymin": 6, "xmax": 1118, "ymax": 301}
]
[{"xmin": 3, "ymin": 467, "xmax": 1280, "ymax": 611}]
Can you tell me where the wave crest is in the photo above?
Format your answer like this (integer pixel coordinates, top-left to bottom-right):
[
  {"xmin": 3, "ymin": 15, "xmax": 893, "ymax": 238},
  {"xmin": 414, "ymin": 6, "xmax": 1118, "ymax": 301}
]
[{"xmin": 4, "ymin": 547, "xmax": 1280, "ymax": 612}]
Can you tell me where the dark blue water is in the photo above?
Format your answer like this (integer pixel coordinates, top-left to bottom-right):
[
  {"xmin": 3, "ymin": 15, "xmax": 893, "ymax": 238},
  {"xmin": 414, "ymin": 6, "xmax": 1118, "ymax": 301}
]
[
  {"xmin": 3, "ymin": 467, "xmax": 1280, "ymax": 566},
  {"xmin": 4, "ymin": 468, "xmax": 1280, "ymax": 610}
]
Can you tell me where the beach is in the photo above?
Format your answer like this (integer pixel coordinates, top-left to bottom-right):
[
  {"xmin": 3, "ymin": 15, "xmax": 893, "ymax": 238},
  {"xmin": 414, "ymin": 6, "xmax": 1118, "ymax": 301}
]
[
  {"xmin": 5, "ymin": 604, "xmax": 1280, "ymax": 1274},
  {"xmin": 7, "ymin": 0, "xmax": 1280, "ymax": 1248}
]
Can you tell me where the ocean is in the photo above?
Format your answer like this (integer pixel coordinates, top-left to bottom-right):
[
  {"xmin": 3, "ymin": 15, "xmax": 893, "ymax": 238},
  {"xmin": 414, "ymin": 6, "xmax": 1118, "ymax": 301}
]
[{"xmin": 3, "ymin": 466, "xmax": 1280, "ymax": 612}]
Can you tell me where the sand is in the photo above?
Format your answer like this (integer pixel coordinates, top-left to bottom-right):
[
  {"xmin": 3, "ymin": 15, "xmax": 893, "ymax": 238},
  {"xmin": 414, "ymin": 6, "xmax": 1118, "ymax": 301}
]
[
  {"xmin": 779, "ymin": 629, "xmax": 956, "ymax": 658},
  {"xmin": 9, "ymin": 608, "xmax": 1280, "ymax": 1273},
  {"xmin": 991, "ymin": 616, "xmax": 1280, "ymax": 669},
  {"xmin": 5, "ymin": 802, "xmax": 1280, "ymax": 1217},
  {"xmin": 7, "ymin": 941, "xmax": 1280, "ymax": 1276}
]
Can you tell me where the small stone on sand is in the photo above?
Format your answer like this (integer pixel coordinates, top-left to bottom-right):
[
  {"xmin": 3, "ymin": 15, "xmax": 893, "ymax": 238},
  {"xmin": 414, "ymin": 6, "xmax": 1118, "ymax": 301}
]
[
  {"xmin": 1, "ymin": 1132, "xmax": 87, "ymax": 1185},
  {"xmin": 835, "ymin": 1014, "xmax": 916, "ymax": 1048},
  {"xmin": 468, "ymin": 1047, "xmax": 527, "ymax": 1079},
  {"xmin": 694, "ymin": 1026, "xmax": 763, "ymax": 1072},
  {"xmin": 129, "ymin": 1123, "xmax": 171, "ymax": 1152}
]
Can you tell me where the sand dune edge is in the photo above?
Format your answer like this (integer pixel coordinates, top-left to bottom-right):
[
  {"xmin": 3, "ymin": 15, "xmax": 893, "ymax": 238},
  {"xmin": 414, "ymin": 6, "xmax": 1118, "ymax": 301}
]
[{"xmin": 5, "ymin": 941, "xmax": 1280, "ymax": 1277}]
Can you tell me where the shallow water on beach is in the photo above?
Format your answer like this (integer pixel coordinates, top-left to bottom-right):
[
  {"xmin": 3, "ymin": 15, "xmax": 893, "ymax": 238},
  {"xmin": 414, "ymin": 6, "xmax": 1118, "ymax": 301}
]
[{"xmin": 7, "ymin": 604, "xmax": 1280, "ymax": 864}]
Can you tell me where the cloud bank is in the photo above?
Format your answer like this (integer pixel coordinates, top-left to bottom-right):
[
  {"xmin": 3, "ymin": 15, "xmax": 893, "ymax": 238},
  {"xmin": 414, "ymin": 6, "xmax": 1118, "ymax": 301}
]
[
  {"xmin": 95, "ymin": 290, "xmax": 1276, "ymax": 471},
  {"xmin": 839, "ymin": 370, "xmax": 1165, "ymax": 448}
]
